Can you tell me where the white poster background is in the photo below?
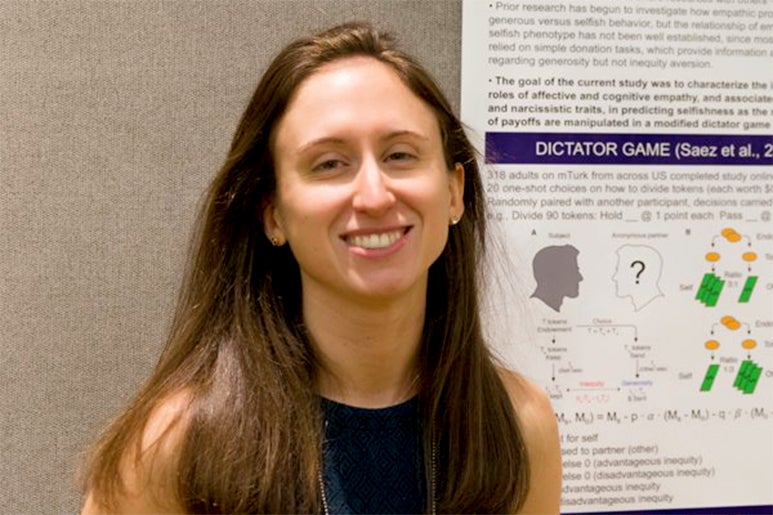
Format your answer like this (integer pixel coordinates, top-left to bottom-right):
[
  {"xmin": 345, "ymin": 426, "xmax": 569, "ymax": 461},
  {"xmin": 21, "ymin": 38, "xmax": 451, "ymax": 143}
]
[{"xmin": 461, "ymin": 1, "xmax": 773, "ymax": 513}]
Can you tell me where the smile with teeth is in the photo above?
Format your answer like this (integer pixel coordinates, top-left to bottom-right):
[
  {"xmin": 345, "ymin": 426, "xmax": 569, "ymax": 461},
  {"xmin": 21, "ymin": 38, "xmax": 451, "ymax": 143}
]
[{"xmin": 346, "ymin": 229, "xmax": 406, "ymax": 249}]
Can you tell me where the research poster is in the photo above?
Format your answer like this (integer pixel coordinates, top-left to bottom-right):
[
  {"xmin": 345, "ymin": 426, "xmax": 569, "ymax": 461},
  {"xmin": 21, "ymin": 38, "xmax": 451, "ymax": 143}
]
[{"xmin": 461, "ymin": 1, "xmax": 773, "ymax": 513}]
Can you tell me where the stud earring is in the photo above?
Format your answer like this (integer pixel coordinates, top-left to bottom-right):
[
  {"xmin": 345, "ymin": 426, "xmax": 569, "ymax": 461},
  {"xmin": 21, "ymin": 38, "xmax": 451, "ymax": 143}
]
[
  {"xmin": 450, "ymin": 216, "xmax": 460, "ymax": 226},
  {"xmin": 270, "ymin": 236, "xmax": 279, "ymax": 246}
]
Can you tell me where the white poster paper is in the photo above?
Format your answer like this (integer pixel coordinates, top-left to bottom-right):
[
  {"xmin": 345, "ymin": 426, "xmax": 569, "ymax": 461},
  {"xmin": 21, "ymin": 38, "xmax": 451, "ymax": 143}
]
[{"xmin": 461, "ymin": 1, "xmax": 773, "ymax": 513}]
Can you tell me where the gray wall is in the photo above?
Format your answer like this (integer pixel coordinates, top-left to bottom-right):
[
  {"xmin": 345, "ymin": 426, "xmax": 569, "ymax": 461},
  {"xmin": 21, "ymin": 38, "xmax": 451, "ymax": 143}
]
[{"xmin": 0, "ymin": 1, "xmax": 462, "ymax": 512}]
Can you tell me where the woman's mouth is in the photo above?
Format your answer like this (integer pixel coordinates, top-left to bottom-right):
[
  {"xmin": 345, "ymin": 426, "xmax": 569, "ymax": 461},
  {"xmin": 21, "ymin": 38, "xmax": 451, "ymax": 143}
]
[{"xmin": 343, "ymin": 228, "xmax": 410, "ymax": 250}]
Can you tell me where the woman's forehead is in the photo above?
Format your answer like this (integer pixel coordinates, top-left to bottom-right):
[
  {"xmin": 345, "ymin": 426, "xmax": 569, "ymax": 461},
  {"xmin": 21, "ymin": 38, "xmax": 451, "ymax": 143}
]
[{"xmin": 274, "ymin": 57, "xmax": 442, "ymax": 150}]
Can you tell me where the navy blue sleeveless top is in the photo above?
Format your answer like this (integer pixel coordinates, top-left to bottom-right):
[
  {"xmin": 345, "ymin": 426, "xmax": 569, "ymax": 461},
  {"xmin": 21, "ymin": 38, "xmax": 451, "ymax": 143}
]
[{"xmin": 320, "ymin": 397, "xmax": 427, "ymax": 514}]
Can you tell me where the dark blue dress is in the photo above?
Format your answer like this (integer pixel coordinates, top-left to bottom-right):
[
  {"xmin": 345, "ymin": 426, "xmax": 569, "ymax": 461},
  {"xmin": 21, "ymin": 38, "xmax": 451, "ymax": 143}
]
[{"xmin": 320, "ymin": 397, "xmax": 427, "ymax": 514}]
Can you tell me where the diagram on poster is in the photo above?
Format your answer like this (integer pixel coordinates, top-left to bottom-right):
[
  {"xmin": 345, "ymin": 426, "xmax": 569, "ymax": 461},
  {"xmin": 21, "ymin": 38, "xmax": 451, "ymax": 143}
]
[{"xmin": 461, "ymin": 1, "xmax": 773, "ymax": 513}]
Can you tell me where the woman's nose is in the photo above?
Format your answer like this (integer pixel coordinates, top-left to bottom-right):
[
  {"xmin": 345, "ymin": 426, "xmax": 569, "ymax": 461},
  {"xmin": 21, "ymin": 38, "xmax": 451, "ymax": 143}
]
[{"xmin": 351, "ymin": 158, "xmax": 396, "ymax": 216}]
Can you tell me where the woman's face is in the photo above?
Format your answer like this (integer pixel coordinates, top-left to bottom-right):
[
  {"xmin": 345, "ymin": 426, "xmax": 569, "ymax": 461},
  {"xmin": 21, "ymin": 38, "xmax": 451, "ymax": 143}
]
[{"xmin": 266, "ymin": 56, "xmax": 464, "ymax": 305}]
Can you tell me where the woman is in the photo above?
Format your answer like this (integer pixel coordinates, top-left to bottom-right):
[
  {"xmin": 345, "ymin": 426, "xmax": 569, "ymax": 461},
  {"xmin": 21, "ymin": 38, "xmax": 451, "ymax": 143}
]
[{"xmin": 81, "ymin": 22, "xmax": 561, "ymax": 514}]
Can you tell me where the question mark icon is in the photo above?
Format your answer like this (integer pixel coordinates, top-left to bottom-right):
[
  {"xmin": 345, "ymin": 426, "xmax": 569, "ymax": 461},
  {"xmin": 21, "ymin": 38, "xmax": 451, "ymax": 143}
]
[{"xmin": 630, "ymin": 260, "xmax": 645, "ymax": 284}]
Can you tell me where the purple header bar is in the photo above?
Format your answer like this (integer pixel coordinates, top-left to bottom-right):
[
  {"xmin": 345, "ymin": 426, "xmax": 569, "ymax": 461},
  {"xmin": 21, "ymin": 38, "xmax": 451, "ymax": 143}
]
[{"xmin": 485, "ymin": 132, "xmax": 773, "ymax": 166}]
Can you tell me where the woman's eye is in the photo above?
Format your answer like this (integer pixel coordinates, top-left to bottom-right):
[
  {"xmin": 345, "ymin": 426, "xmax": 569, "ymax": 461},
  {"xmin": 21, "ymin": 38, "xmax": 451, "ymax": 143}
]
[
  {"xmin": 386, "ymin": 151, "xmax": 415, "ymax": 162},
  {"xmin": 312, "ymin": 159, "xmax": 345, "ymax": 172}
]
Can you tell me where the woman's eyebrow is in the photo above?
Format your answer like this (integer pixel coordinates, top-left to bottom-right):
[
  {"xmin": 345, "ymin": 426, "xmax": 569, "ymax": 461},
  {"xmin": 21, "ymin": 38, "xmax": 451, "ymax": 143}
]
[
  {"xmin": 297, "ymin": 137, "xmax": 347, "ymax": 153},
  {"xmin": 381, "ymin": 130, "xmax": 429, "ymax": 142}
]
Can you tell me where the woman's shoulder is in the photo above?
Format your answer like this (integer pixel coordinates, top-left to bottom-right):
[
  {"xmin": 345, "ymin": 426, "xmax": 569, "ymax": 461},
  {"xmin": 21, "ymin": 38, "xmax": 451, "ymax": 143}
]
[
  {"xmin": 140, "ymin": 389, "xmax": 194, "ymax": 453},
  {"xmin": 82, "ymin": 389, "xmax": 194, "ymax": 514},
  {"xmin": 496, "ymin": 367, "xmax": 562, "ymax": 514},
  {"xmin": 496, "ymin": 367, "xmax": 555, "ymax": 429}
]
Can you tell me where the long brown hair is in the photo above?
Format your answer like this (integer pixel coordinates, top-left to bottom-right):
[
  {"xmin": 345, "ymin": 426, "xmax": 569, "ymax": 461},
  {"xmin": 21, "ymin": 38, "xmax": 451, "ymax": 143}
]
[{"xmin": 82, "ymin": 22, "xmax": 529, "ymax": 513}]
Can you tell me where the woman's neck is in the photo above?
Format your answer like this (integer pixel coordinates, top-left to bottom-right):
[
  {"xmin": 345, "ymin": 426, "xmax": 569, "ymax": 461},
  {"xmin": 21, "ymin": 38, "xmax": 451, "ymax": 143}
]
[{"xmin": 302, "ymin": 285, "xmax": 426, "ymax": 408}]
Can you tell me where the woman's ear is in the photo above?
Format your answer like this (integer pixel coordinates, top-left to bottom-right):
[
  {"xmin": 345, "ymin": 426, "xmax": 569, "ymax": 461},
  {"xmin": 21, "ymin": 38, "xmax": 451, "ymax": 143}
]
[
  {"xmin": 262, "ymin": 200, "xmax": 286, "ymax": 246},
  {"xmin": 449, "ymin": 162, "xmax": 465, "ymax": 224}
]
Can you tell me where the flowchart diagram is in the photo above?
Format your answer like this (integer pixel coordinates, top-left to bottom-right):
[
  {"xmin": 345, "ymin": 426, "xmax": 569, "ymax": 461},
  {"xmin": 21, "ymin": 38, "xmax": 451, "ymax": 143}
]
[{"xmin": 527, "ymin": 229, "xmax": 770, "ymax": 403}]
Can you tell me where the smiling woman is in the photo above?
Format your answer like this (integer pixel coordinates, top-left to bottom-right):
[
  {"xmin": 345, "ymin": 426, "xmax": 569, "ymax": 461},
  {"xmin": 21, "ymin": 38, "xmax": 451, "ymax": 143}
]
[
  {"xmin": 80, "ymin": 22, "xmax": 560, "ymax": 514},
  {"xmin": 267, "ymin": 56, "xmax": 464, "ymax": 306}
]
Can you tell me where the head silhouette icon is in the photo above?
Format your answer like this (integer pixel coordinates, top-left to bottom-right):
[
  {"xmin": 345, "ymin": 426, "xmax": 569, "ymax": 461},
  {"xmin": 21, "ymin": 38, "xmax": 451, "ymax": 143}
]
[
  {"xmin": 531, "ymin": 245, "xmax": 583, "ymax": 312},
  {"xmin": 613, "ymin": 245, "xmax": 664, "ymax": 311}
]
